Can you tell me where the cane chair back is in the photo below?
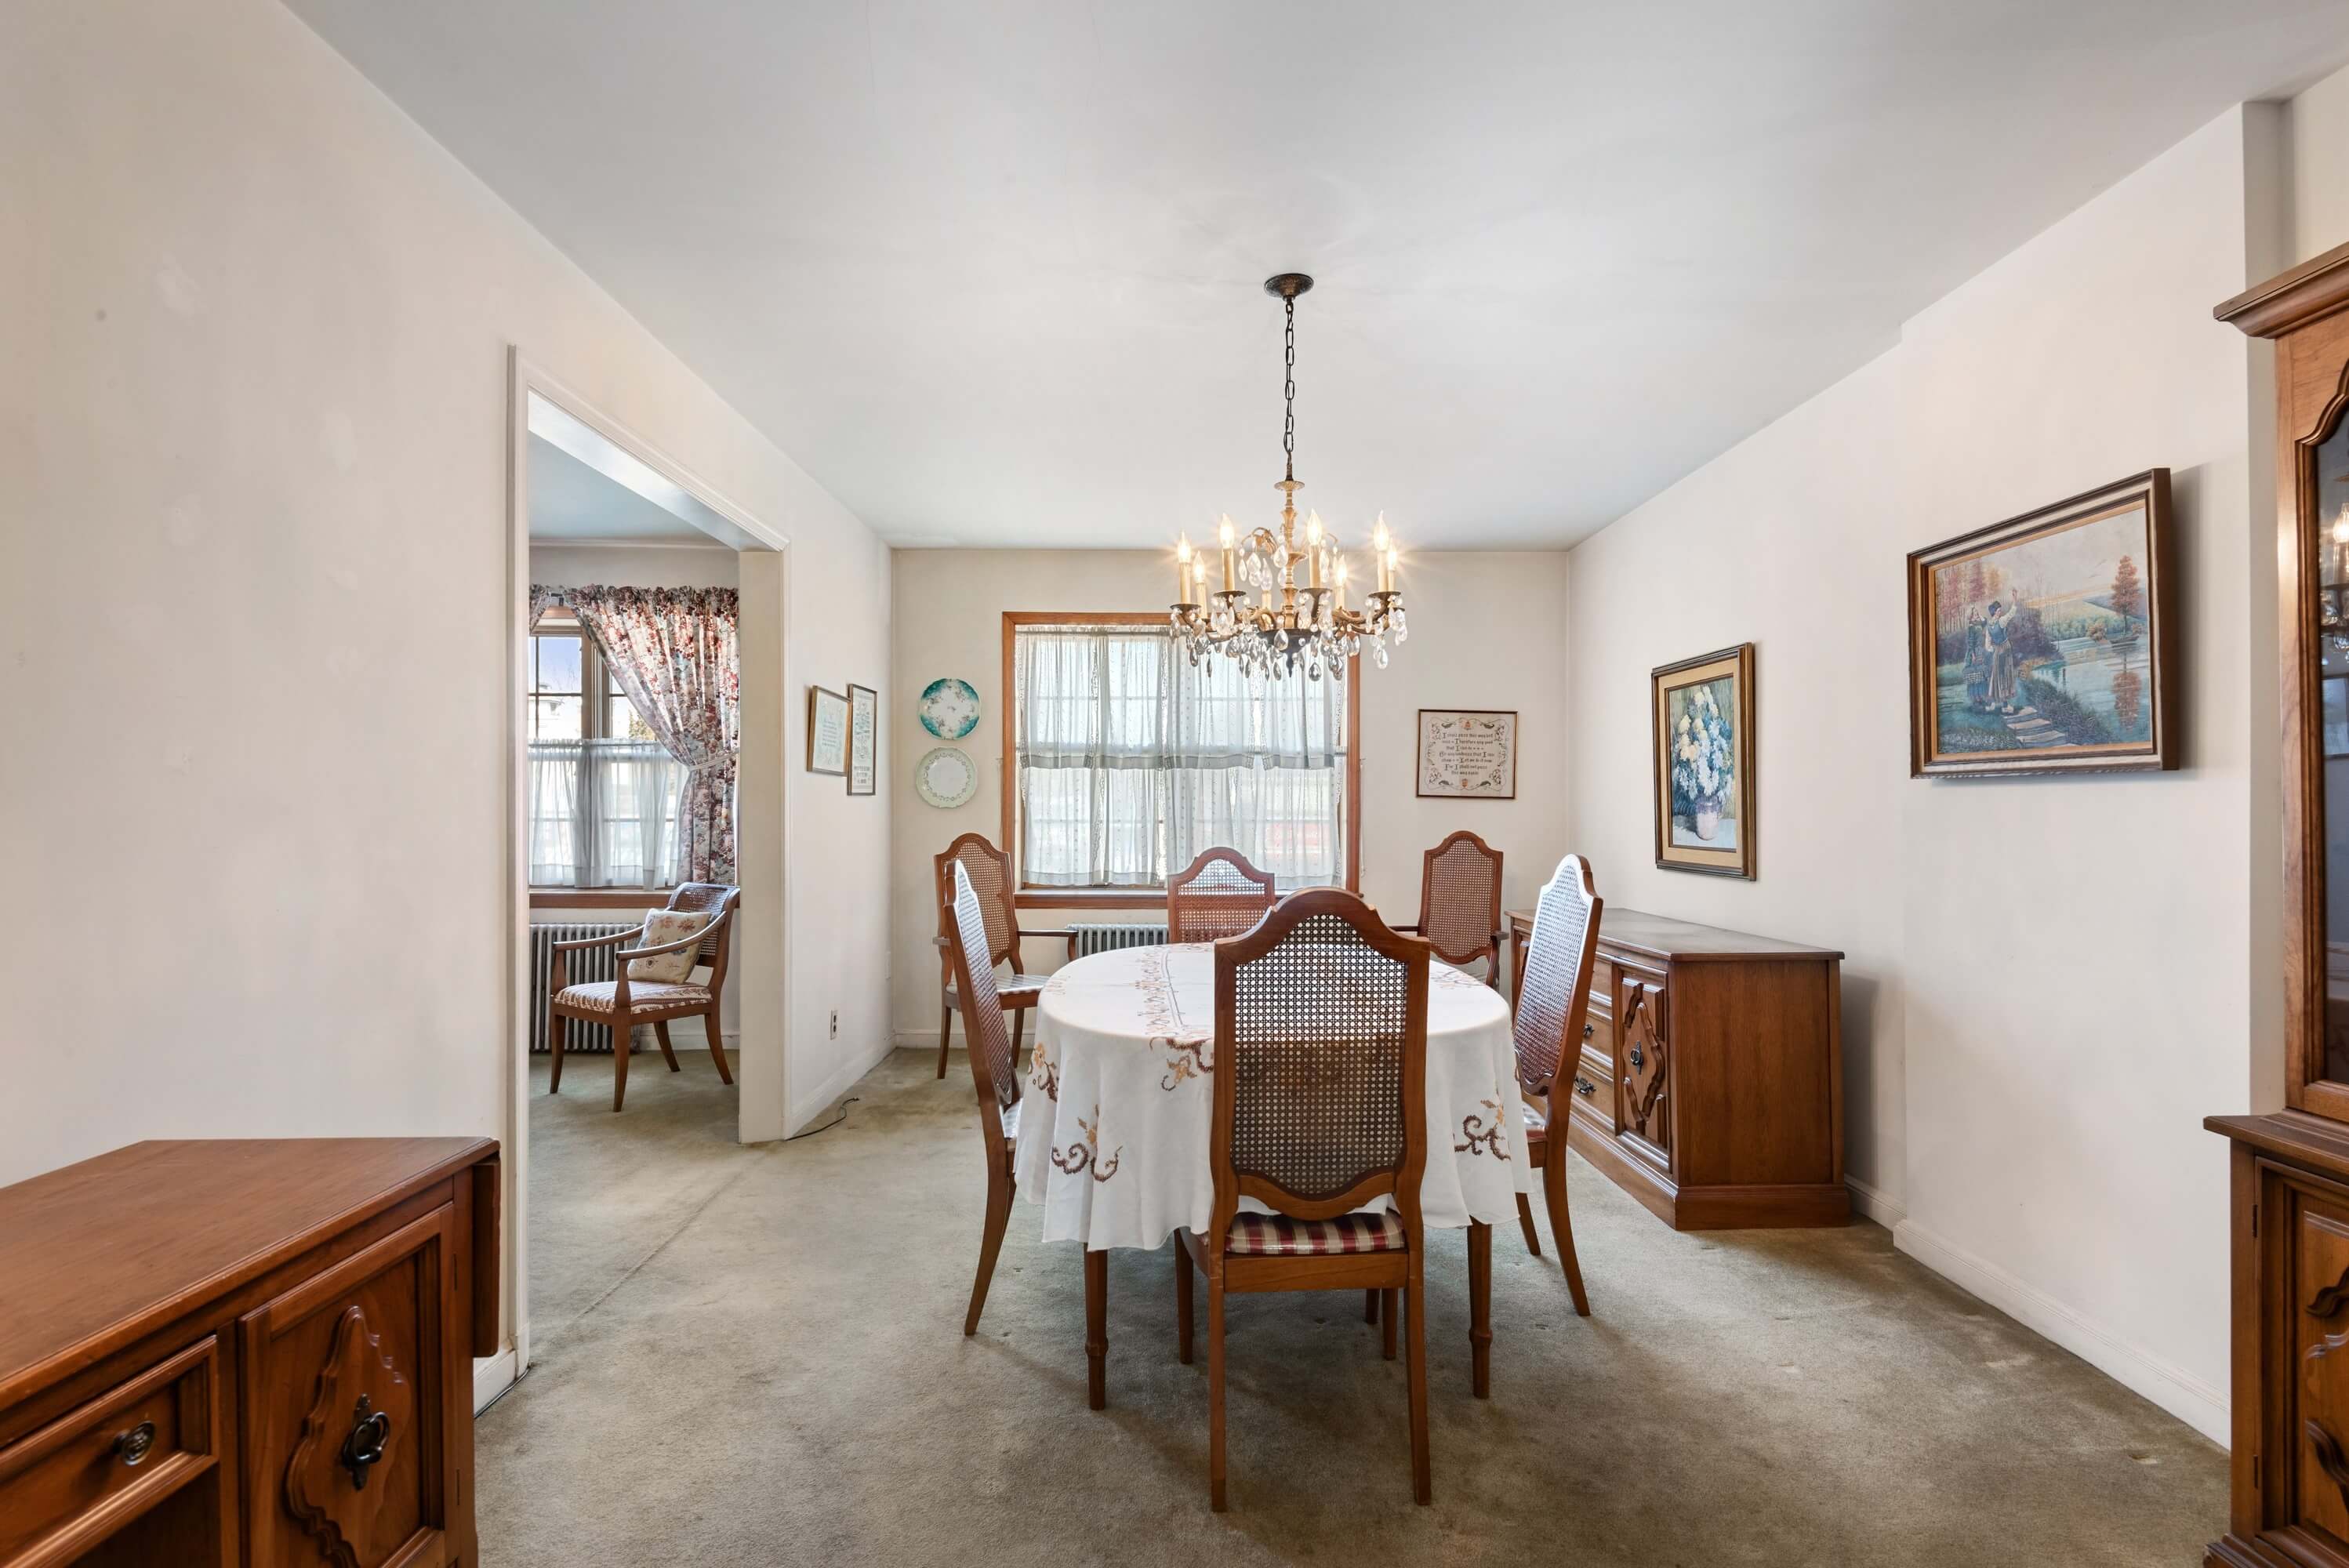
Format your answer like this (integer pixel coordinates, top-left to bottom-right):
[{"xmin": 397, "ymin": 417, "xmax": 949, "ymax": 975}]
[
  {"xmin": 1512, "ymin": 855, "xmax": 1603, "ymax": 1100},
  {"xmin": 935, "ymin": 833, "xmax": 1022, "ymax": 972},
  {"xmin": 1213, "ymin": 889, "xmax": 1429, "ymax": 1222},
  {"xmin": 1416, "ymin": 831, "xmax": 1504, "ymax": 975},
  {"xmin": 1168, "ymin": 848, "xmax": 1279, "ymax": 945},
  {"xmin": 666, "ymin": 883, "xmax": 740, "ymax": 973},
  {"xmin": 944, "ymin": 863, "xmax": 1022, "ymax": 1117}
]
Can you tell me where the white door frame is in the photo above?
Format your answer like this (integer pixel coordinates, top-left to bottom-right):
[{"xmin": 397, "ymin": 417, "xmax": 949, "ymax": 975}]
[{"xmin": 499, "ymin": 347, "xmax": 790, "ymax": 1389}]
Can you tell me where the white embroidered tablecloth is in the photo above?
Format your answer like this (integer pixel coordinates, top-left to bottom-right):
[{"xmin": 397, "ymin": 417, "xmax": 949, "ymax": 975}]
[{"xmin": 1012, "ymin": 942, "xmax": 1530, "ymax": 1250}]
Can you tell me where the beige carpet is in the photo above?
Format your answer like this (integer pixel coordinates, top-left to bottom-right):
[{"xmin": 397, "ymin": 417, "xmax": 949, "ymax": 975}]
[{"xmin": 489, "ymin": 1049, "xmax": 2222, "ymax": 1566}]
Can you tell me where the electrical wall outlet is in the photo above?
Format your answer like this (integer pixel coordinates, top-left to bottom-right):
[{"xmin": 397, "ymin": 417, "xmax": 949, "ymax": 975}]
[{"xmin": 829, "ymin": 1009, "xmax": 840, "ymax": 1040}]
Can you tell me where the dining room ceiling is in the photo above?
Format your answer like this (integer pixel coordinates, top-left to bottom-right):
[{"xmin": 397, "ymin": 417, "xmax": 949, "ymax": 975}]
[{"xmin": 288, "ymin": 0, "xmax": 2347, "ymax": 550}]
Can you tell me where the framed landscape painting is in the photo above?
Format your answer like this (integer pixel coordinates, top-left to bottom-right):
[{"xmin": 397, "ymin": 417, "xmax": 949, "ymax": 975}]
[
  {"xmin": 1906, "ymin": 470, "xmax": 2174, "ymax": 778},
  {"xmin": 1651, "ymin": 644, "xmax": 1755, "ymax": 878}
]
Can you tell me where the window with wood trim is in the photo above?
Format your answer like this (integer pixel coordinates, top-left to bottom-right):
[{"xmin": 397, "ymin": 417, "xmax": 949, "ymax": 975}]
[
  {"xmin": 528, "ymin": 612, "xmax": 683, "ymax": 888},
  {"xmin": 1003, "ymin": 613, "xmax": 1358, "ymax": 896}
]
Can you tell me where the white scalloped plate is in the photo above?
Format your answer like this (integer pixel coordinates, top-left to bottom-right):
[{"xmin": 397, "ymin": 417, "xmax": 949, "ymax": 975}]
[{"xmin": 915, "ymin": 746, "xmax": 978, "ymax": 809}]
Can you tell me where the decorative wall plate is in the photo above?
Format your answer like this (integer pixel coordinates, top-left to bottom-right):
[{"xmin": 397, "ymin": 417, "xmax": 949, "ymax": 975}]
[
  {"xmin": 916, "ymin": 746, "xmax": 978, "ymax": 809},
  {"xmin": 918, "ymin": 677, "xmax": 982, "ymax": 739}
]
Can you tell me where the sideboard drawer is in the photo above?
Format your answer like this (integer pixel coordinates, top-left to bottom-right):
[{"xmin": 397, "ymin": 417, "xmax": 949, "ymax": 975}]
[
  {"xmin": 1563, "ymin": 1046, "xmax": 1617, "ymax": 1134},
  {"xmin": 241, "ymin": 1204, "xmax": 459, "ymax": 1568},
  {"xmin": 0, "ymin": 1338, "xmax": 218, "ymax": 1568}
]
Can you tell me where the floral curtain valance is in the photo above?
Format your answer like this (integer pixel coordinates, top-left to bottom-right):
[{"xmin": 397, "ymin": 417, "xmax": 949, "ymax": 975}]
[{"xmin": 534, "ymin": 585, "xmax": 740, "ymax": 884}]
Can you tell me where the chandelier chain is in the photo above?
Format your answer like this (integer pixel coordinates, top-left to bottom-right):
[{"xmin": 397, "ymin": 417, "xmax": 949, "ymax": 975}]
[{"xmin": 1281, "ymin": 292, "xmax": 1296, "ymax": 482}]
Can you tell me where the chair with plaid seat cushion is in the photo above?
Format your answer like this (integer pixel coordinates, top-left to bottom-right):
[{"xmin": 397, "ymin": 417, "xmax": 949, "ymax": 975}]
[
  {"xmin": 1170, "ymin": 887, "xmax": 1437, "ymax": 1510},
  {"xmin": 933, "ymin": 833, "xmax": 1063, "ymax": 1081},
  {"xmin": 1394, "ymin": 829, "xmax": 1505, "ymax": 987},
  {"xmin": 546, "ymin": 883, "xmax": 739, "ymax": 1113}
]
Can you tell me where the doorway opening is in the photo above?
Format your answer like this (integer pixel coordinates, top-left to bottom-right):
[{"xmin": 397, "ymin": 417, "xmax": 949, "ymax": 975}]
[{"xmin": 499, "ymin": 358, "xmax": 787, "ymax": 1395}]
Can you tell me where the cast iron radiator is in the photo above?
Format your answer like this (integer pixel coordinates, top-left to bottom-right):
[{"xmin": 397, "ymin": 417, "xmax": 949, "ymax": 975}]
[
  {"xmin": 530, "ymin": 920, "xmax": 636, "ymax": 1053},
  {"xmin": 1064, "ymin": 922, "xmax": 1168, "ymax": 960}
]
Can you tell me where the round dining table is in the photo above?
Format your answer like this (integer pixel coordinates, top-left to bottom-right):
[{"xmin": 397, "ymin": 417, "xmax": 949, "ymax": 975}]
[{"xmin": 1011, "ymin": 941, "xmax": 1531, "ymax": 1406}]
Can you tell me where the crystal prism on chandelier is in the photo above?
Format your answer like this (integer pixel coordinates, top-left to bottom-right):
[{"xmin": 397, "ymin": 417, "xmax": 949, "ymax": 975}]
[{"xmin": 1170, "ymin": 273, "xmax": 1407, "ymax": 681}]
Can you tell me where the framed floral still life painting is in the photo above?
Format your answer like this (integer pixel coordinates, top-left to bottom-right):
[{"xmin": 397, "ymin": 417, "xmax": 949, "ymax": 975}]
[
  {"xmin": 1652, "ymin": 644, "xmax": 1755, "ymax": 879},
  {"xmin": 1905, "ymin": 469, "xmax": 2174, "ymax": 778}
]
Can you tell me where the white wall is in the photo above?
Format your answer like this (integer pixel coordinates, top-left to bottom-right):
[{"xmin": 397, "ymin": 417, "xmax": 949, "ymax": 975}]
[
  {"xmin": 1563, "ymin": 105, "xmax": 2320, "ymax": 1443},
  {"xmin": 889, "ymin": 550, "xmax": 1570, "ymax": 1044},
  {"xmin": 1560, "ymin": 352, "xmax": 1909, "ymax": 1218},
  {"xmin": 2288, "ymin": 60, "xmax": 2349, "ymax": 262},
  {"xmin": 0, "ymin": 0, "xmax": 892, "ymax": 1324},
  {"xmin": 528, "ymin": 542, "xmax": 739, "ymax": 590}
]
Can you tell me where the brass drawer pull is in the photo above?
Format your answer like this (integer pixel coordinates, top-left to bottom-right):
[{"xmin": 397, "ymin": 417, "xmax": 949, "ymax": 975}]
[
  {"xmin": 1573, "ymin": 1076, "xmax": 1596, "ymax": 1098},
  {"xmin": 111, "ymin": 1420, "xmax": 157, "ymax": 1467},
  {"xmin": 1582, "ymin": 1023, "xmax": 1594, "ymax": 1040}
]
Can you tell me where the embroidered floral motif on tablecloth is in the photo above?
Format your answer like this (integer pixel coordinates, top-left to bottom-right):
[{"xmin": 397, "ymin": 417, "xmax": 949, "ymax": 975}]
[
  {"xmin": 1051, "ymin": 1107, "xmax": 1122, "ymax": 1181},
  {"xmin": 1454, "ymin": 1097, "xmax": 1510, "ymax": 1160},
  {"xmin": 1123, "ymin": 946, "xmax": 1214, "ymax": 1090}
]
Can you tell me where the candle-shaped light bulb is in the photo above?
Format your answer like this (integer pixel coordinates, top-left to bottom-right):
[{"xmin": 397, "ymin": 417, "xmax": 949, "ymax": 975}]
[
  {"xmin": 1218, "ymin": 515, "xmax": 1236, "ymax": 593},
  {"xmin": 1371, "ymin": 513, "xmax": 1389, "ymax": 555},
  {"xmin": 1334, "ymin": 555, "xmax": 1349, "ymax": 611}
]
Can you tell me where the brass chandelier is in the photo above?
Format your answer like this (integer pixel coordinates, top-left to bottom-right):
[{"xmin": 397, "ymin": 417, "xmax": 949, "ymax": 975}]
[{"xmin": 1170, "ymin": 273, "xmax": 1406, "ymax": 681}]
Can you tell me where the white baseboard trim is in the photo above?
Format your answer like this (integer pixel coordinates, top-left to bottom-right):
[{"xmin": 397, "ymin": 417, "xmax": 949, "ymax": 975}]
[
  {"xmin": 895, "ymin": 1029, "xmax": 946, "ymax": 1050},
  {"xmin": 1845, "ymin": 1174, "xmax": 1905, "ymax": 1228},
  {"xmin": 1892, "ymin": 1216, "xmax": 2227, "ymax": 1446},
  {"xmin": 473, "ymin": 1346, "xmax": 517, "ymax": 1414}
]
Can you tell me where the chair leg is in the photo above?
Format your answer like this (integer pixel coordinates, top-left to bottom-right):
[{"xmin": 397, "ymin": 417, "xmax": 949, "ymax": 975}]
[
  {"xmin": 1404, "ymin": 1273, "xmax": 1431, "ymax": 1506},
  {"xmin": 1364, "ymin": 1287, "xmax": 1379, "ymax": 1324},
  {"xmin": 611, "ymin": 1016, "xmax": 634, "ymax": 1112},
  {"xmin": 964, "ymin": 1171, "xmax": 1013, "ymax": 1336},
  {"xmin": 936, "ymin": 1000, "xmax": 953, "ymax": 1080},
  {"xmin": 1174, "ymin": 1234, "xmax": 1194, "ymax": 1365},
  {"xmin": 1011, "ymin": 1005, "xmax": 1026, "ymax": 1062},
  {"xmin": 1207, "ymin": 1276, "xmax": 1228, "ymax": 1512},
  {"xmin": 1381, "ymin": 1287, "xmax": 1398, "ymax": 1361},
  {"xmin": 547, "ymin": 1013, "xmax": 567, "ymax": 1094},
  {"xmin": 1469, "ymin": 1221, "xmax": 1493, "ymax": 1399},
  {"xmin": 652, "ymin": 1019, "xmax": 681, "ymax": 1073},
  {"xmin": 1085, "ymin": 1248, "xmax": 1109, "ymax": 1412},
  {"xmin": 1542, "ymin": 1145, "xmax": 1592, "ymax": 1317},
  {"xmin": 1516, "ymin": 1191, "xmax": 1542, "ymax": 1257},
  {"xmin": 703, "ymin": 1010, "xmax": 732, "ymax": 1084}
]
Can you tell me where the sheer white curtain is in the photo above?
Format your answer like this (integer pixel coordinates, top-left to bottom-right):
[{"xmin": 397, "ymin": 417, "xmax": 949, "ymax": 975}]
[
  {"xmin": 1015, "ymin": 625, "xmax": 1345, "ymax": 888},
  {"xmin": 526, "ymin": 740, "xmax": 688, "ymax": 887}
]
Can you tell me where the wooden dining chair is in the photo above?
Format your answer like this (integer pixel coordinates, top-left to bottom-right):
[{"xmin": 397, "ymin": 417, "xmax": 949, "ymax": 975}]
[
  {"xmin": 1396, "ymin": 829, "xmax": 1505, "ymax": 986},
  {"xmin": 1165, "ymin": 847, "xmax": 1278, "ymax": 943},
  {"xmin": 1171, "ymin": 888, "xmax": 1436, "ymax": 1510},
  {"xmin": 1508, "ymin": 854, "xmax": 1602, "ymax": 1314},
  {"xmin": 547, "ymin": 882, "xmax": 739, "ymax": 1113},
  {"xmin": 933, "ymin": 833, "xmax": 1061, "ymax": 1080},
  {"xmin": 940, "ymin": 860, "xmax": 1026, "ymax": 1338}
]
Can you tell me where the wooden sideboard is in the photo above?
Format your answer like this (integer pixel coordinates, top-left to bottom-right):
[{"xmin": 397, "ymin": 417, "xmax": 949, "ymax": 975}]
[
  {"xmin": 1509, "ymin": 906, "xmax": 1847, "ymax": 1229},
  {"xmin": 0, "ymin": 1138, "xmax": 499, "ymax": 1568}
]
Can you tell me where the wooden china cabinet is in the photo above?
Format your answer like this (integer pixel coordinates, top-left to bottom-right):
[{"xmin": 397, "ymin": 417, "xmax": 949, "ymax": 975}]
[{"xmin": 2208, "ymin": 238, "xmax": 2349, "ymax": 1568}]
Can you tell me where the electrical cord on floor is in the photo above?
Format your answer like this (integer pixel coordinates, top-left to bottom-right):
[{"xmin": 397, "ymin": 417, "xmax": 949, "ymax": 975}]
[{"xmin": 784, "ymin": 1097, "xmax": 858, "ymax": 1142}]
